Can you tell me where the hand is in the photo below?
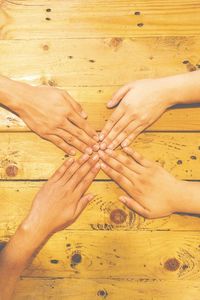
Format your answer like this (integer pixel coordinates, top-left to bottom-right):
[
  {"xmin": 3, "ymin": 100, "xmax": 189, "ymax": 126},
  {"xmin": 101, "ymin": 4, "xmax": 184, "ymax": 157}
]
[
  {"xmin": 99, "ymin": 148, "xmax": 182, "ymax": 219},
  {"xmin": 0, "ymin": 154, "xmax": 100, "ymax": 299},
  {"xmin": 100, "ymin": 78, "xmax": 175, "ymax": 150},
  {"xmin": 22, "ymin": 153, "xmax": 100, "ymax": 239},
  {"xmin": 12, "ymin": 82, "xmax": 99, "ymax": 155}
]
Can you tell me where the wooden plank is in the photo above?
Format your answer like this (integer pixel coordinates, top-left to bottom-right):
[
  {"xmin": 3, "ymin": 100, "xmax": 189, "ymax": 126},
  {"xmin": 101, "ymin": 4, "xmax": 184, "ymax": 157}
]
[
  {"xmin": 0, "ymin": 87, "xmax": 200, "ymax": 132},
  {"xmin": 0, "ymin": 131, "xmax": 199, "ymax": 180},
  {"xmin": 1, "ymin": 231, "xmax": 199, "ymax": 279},
  {"xmin": 1, "ymin": 181, "xmax": 200, "ymax": 233},
  {"xmin": 1, "ymin": 0, "xmax": 200, "ymax": 39},
  {"xmin": 0, "ymin": 38, "xmax": 200, "ymax": 87},
  {"xmin": 0, "ymin": 132, "xmax": 199, "ymax": 180},
  {"xmin": 14, "ymin": 278, "xmax": 200, "ymax": 300}
]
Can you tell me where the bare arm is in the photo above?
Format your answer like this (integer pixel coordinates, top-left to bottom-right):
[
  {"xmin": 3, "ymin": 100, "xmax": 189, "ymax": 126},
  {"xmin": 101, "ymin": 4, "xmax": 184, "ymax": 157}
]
[
  {"xmin": 0, "ymin": 75, "xmax": 98, "ymax": 155},
  {"xmin": 100, "ymin": 71, "xmax": 200, "ymax": 149},
  {"xmin": 99, "ymin": 148, "xmax": 200, "ymax": 219},
  {"xmin": 0, "ymin": 154, "xmax": 100, "ymax": 299}
]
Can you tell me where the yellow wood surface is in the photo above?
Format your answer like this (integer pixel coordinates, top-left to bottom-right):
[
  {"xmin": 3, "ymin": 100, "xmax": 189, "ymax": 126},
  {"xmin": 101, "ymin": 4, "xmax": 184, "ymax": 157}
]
[
  {"xmin": 0, "ymin": 132, "xmax": 199, "ymax": 180},
  {"xmin": 1, "ymin": 0, "xmax": 200, "ymax": 39},
  {"xmin": 1, "ymin": 181, "xmax": 200, "ymax": 233},
  {"xmin": 0, "ymin": 0, "xmax": 200, "ymax": 299}
]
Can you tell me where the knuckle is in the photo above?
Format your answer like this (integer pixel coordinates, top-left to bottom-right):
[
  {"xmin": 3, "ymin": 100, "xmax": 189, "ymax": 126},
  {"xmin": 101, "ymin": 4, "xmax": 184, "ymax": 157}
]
[
  {"xmin": 67, "ymin": 135, "xmax": 74, "ymax": 143},
  {"xmin": 115, "ymin": 174, "xmax": 122, "ymax": 182},
  {"xmin": 66, "ymin": 111, "xmax": 73, "ymax": 119},
  {"xmin": 82, "ymin": 178, "xmax": 90, "ymax": 185},
  {"xmin": 116, "ymin": 164, "xmax": 124, "ymax": 172}
]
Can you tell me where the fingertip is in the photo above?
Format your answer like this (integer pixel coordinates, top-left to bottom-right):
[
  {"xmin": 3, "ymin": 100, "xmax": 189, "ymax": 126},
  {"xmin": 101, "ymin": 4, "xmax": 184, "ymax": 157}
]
[
  {"xmin": 67, "ymin": 157, "xmax": 74, "ymax": 164},
  {"xmin": 95, "ymin": 162, "xmax": 101, "ymax": 169},
  {"xmin": 85, "ymin": 193, "xmax": 94, "ymax": 202},
  {"xmin": 85, "ymin": 147, "xmax": 93, "ymax": 155},
  {"xmin": 93, "ymin": 144, "xmax": 100, "ymax": 152},
  {"xmin": 107, "ymin": 100, "xmax": 114, "ymax": 108},
  {"xmin": 121, "ymin": 140, "xmax": 129, "ymax": 148},
  {"xmin": 80, "ymin": 111, "xmax": 88, "ymax": 119},
  {"xmin": 100, "ymin": 143, "xmax": 107, "ymax": 150},
  {"xmin": 99, "ymin": 133, "xmax": 104, "ymax": 141},
  {"xmin": 119, "ymin": 196, "xmax": 127, "ymax": 204},
  {"xmin": 69, "ymin": 149, "xmax": 76, "ymax": 156},
  {"xmin": 100, "ymin": 162, "xmax": 106, "ymax": 169}
]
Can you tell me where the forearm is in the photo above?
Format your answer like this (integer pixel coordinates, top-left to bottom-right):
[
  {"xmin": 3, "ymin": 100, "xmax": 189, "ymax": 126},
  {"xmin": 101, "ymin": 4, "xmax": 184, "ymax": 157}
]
[
  {"xmin": 175, "ymin": 181, "xmax": 200, "ymax": 214},
  {"xmin": 0, "ymin": 220, "xmax": 48, "ymax": 300},
  {"xmin": 163, "ymin": 71, "xmax": 200, "ymax": 106}
]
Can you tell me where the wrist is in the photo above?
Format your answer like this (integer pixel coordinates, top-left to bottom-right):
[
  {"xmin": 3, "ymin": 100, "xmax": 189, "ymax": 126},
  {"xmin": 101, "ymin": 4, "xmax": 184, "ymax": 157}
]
[
  {"xmin": 0, "ymin": 76, "xmax": 27, "ymax": 113},
  {"xmin": 158, "ymin": 75, "xmax": 188, "ymax": 107},
  {"xmin": 170, "ymin": 180, "xmax": 199, "ymax": 214},
  {"xmin": 0, "ymin": 225, "xmax": 43, "ymax": 275}
]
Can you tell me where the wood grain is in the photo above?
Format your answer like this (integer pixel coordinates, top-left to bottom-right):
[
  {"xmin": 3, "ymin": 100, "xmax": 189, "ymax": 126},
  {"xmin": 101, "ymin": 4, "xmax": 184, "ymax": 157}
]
[
  {"xmin": 1, "ymin": 0, "xmax": 200, "ymax": 39},
  {"xmin": 0, "ymin": 132, "xmax": 199, "ymax": 180},
  {"xmin": 14, "ymin": 278, "xmax": 200, "ymax": 300},
  {"xmin": 1, "ymin": 181, "xmax": 200, "ymax": 233},
  {"xmin": 0, "ymin": 38, "xmax": 199, "ymax": 87},
  {"xmin": 0, "ymin": 88, "xmax": 200, "ymax": 132},
  {"xmin": 1, "ymin": 231, "xmax": 199, "ymax": 279}
]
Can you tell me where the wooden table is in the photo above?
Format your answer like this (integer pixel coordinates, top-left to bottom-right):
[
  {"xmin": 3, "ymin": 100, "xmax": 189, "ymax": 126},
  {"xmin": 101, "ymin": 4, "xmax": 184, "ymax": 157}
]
[{"xmin": 0, "ymin": 1, "xmax": 200, "ymax": 299}]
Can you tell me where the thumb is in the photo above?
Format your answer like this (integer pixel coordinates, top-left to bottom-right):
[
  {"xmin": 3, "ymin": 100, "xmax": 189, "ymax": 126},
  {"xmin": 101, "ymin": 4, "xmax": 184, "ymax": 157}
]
[
  {"xmin": 75, "ymin": 193, "xmax": 94, "ymax": 217},
  {"xmin": 107, "ymin": 84, "xmax": 131, "ymax": 108},
  {"xmin": 72, "ymin": 100, "xmax": 88, "ymax": 119}
]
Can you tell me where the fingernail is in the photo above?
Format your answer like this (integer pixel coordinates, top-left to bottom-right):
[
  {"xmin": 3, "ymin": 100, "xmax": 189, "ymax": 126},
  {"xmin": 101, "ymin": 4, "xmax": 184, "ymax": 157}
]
[
  {"xmin": 107, "ymin": 144, "xmax": 114, "ymax": 150},
  {"xmin": 80, "ymin": 111, "xmax": 88, "ymax": 118},
  {"xmin": 81, "ymin": 154, "xmax": 89, "ymax": 161},
  {"xmin": 93, "ymin": 154, "xmax": 99, "ymax": 161},
  {"xmin": 85, "ymin": 147, "xmax": 93, "ymax": 155},
  {"xmin": 100, "ymin": 162, "xmax": 106, "ymax": 168},
  {"xmin": 93, "ymin": 144, "xmax": 100, "ymax": 151},
  {"xmin": 98, "ymin": 150, "xmax": 104, "ymax": 157},
  {"xmin": 105, "ymin": 149, "xmax": 113, "ymax": 154},
  {"xmin": 68, "ymin": 157, "xmax": 74, "ymax": 163},
  {"xmin": 87, "ymin": 194, "xmax": 94, "ymax": 201},
  {"xmin": 107, "ymin": 100, "xmax": 113, "ymax": 108},
  {"xmin": 100, "ymin": 143, "xmax": 107, "ymax": 150},
  {"xmin": 119, "ymin": 196, "xmax": 126, "ymax": 204},
  {"xmin": 70, "ymin": 149, "xmax": 76, "ymax": 155},
  {"xmin": 94, "ymin": 135, "xmax": 99, "ymax": 142},
  {"xmin": 95, "ymin": 162, "xmax": 101, "ymax": 169},
  {"xmin": 99, "ymin": 133, "xmax": 104, "ymax": 141},
  {"xmin": 121, "ymin": 141, "xmax": 128, "ymax": 148}
]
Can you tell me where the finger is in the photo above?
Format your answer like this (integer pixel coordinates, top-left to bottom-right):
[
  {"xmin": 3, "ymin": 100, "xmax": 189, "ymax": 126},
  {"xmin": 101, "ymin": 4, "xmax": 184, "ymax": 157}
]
[
  {"xmin": 49, "ymin": 157, "xmax": 74, "ymax": 183},
  {"xmin": 99, "ymin": 107, "xmax": 124, "ymax": 142},
  {"xmin": 123, "ymin": 147, "xmax": 152, "ymax": 168},
  {"xmin": 100, "ymin": 162, "xmax": 135, "ymax": 196},
  {"xmin": 47, "ymin": 134, "xmax": 76, "ymax": 155},
  {"xmin": 99, "ymin": 150, "xmax": 137, "ymax": 183},
  {"xmin": 64, "ymin": 91, "xmax": 88, "ymax": 119},
  {"xmin": 119, "ymin": 196, "xmax": 149, "ymax": 217},
  {"xmin": 62, "ymin": 119, "xmax": 97, "ymax": 148},
  {"xmin": 121, "ymin": 125, "xmax": 146, "ymax": 147},
  {"xmin": 60, "ymin": 153, "xmax": 90, "ymax": 184},
  {"xmin": 105, "ymin": 149, "xmax": 144, "ymax": 174},
  {"xmin": 74, "ymin": 194, "xmax": 94, "ymax": 219},
  {"xmin": 69, "ymin": 154, "xmax": 99, "ymax": 189},
  {"xmin": 108, "ymin": 121, "xmax": 141, "ymax": 150},
  {"xmin": 68, "ymin": 112, "xmax": 98, "ymax": 141},
  {"xmin": 103, "ymin": 114, "xmax": 133, "ymax": 149},
  {"xmin": 107, "ymin": 84, "xmax": 131, "ymax": 108},
  {"xmin": 56, "ymin": 128, "xmax": 93, "ymax": 155},
  {"xmin": 75, "ymin": 163, "xmax": 100, "ymax": 197}
]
